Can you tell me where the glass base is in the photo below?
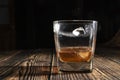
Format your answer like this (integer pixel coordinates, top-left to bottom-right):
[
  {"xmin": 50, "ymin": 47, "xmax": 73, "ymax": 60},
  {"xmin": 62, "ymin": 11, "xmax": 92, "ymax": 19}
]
[{"xmin": 57, "ymin": 60, "xmax": 93, "ymax": 73}]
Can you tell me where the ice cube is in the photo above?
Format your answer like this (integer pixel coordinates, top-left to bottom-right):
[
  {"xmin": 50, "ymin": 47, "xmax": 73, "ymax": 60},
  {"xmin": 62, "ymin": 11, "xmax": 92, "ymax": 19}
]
[
  {"xmin": 72, "ymin": 27, "xmax": 86, "ymax": 36},
  {"xmin": 78, "ymin": 51, "xmax": 91, "ymax": 61}
]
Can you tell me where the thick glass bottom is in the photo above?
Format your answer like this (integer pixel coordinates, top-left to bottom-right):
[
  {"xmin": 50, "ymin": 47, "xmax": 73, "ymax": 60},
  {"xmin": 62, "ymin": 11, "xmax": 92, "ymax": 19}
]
[{"xmin": 57, "ymin": 59, "xmax": 93, "ymax": 73}]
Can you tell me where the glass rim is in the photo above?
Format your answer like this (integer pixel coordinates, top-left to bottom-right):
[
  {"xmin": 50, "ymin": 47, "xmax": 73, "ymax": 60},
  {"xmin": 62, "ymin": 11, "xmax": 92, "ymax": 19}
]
[{"xmin": 53, "ymin": 20, "xmax": 97, "ymax": 23}]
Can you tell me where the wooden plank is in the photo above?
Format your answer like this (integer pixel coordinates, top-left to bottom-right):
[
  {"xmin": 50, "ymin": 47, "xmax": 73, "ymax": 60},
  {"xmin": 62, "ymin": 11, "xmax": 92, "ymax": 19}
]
[
  {"xmin": 0, "ymin": 50, "xmax": 34, "ymax": 80},
  {"xmin": 0, "ymin": 50, "xmax": 21, "ymax": 79},
  {"xmin": 50, "ymin": 50, "xmax": 120, "ymax": 80},
  {"xmin": 0, "ymin": 48, "xmax": 120, "ymax": 80},
  {"xmin": 0, "ymin": 51, "xmax": 18, "ymax": 61},
  {"xmin": 18, "ymin": 49, "xmax": 53, "ymax": 80},
  {"xmin": 93, "ymin": 56, "xmax": 120, "ymax": 80},
  {"xmin": 0, "ymin": 49, "xmax": 53, "ymax": 80}
]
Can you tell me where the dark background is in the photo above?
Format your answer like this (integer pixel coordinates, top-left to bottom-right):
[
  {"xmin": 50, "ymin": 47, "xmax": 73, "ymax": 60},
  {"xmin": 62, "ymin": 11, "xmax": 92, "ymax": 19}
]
[
  {"xmin": 15, "ymin": 0, "xmax": 120, "ymax": 49},
  {"xmin": 0, "ymin": 0, "xmax": 120, "ymax": 50}
]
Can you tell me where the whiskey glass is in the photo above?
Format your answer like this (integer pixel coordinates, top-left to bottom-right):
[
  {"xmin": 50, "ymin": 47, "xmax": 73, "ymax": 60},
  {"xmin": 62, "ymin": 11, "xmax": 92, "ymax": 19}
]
[{"xmin": 53, "ymin": 20, "xmax": 97, "ymax": 72}]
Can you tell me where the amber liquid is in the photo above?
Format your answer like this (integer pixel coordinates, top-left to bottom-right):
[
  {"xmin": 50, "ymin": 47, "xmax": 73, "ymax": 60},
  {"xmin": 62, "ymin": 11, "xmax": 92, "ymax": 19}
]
[{"xmin": 58, "ymin": 47, "xmax": 92, "ymax": 62}]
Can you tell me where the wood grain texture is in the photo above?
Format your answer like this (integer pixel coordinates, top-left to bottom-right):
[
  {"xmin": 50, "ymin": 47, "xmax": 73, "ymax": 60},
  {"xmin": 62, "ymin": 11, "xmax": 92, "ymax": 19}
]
[
  {"xmin": 0, "ymin": 48, "xmax": 119, "ymax": 80},
  {"xmin": 0, "ymin": 50, "xmax": 33, "ymax": 80},
  {"xmin": 18, "ymin": 49, "xmax": 53, "ymax": 80},
  {"xmin": 51, "ymin": 47, "xmax": 120, "ymax": 80}
]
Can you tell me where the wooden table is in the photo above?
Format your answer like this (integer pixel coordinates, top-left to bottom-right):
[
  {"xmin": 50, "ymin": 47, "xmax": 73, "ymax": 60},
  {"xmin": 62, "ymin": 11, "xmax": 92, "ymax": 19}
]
[{"xmin": 0, "ymin": 47, "xmax": 120, "ymax": 80}]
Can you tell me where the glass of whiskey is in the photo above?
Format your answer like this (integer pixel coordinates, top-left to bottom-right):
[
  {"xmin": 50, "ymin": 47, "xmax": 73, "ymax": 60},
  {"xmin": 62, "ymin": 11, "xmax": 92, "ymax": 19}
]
[{"xmin": 53, "ymin": 20, "xmax": 97, "ymax": 72}]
